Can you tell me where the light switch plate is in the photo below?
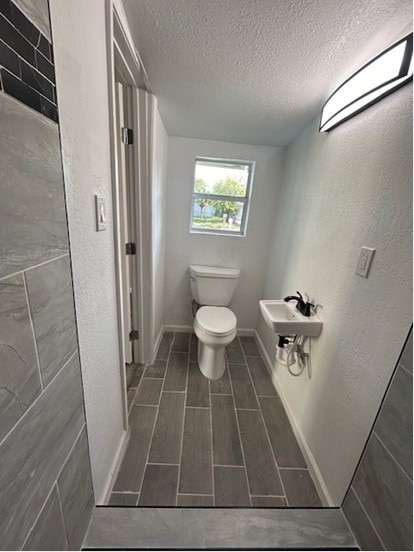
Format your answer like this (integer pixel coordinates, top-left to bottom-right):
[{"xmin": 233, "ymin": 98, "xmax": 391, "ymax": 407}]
[
  {"xmin": 95, "ymin": 195, "xmax": 107, "ymax": 231},
  {"xmin": 356, "ymin": 246, "xmax": 375, "ymax": 277}
]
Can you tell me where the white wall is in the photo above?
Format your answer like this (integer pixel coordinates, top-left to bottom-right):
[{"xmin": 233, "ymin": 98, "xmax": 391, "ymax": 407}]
[
  {"xmin": 258, "ymin": 83, "xmax": 413, "ymax": 504},
  {"xmin": 151, "ymin": 103, "xmax": 168, "ymax": 349},
  {"xmin": 164, "ymin": 137, "xmax": 285, "ymax": 329},
  {"xmin": 50, "ymin": 0, "xmax": 125, "ymax": 502}
]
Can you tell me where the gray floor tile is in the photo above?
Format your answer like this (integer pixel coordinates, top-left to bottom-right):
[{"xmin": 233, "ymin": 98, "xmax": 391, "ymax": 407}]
[
  {"xmin": 228, "ymin": 364, "xmax": 259, "ymax": 409},
  {"xmin": 259, "ymin": 396, "xmax": 306, "ymax": 468},
  {"xmin": 144, "ymin": 359, "xmax": 167, "ymax": 379},
  {"xmin": 353, "ymin": 433, "xmax": 412, "ymax": 550},
  {"xmin": 211, "ymin": 394, "xmax": 244, "ymax": 466},
  {"xmin": 126, "ymin": 363, "xmax": 145, "ymax": 389},
  {"xmin": 246, "ymin": 356, "xmax": 277, "ymax": 396},
  {"xmin": 201, "ymin": 508, "xmax": 356, "ymax": 550},
  {"xmin": 179, "ymin": 408, "xmax": 213, "ymax": 495},
  {"xmin": 108, "ymin": 493, "xmax": 139, "ymax": 506},
  {"xmin": 156, "ymin": 332, "xmax": 173, "ymax": 360},
  {"xmin": 0, "ymin": 93, "xmax": 69, "ymax": 279},
  {"xmin": 187, "ymin": 362, "xmax": 210, "ymax": 407},
  {"xmin": 163, "ymin": 352, "xmax": 188, "ymax": 391},
  {"xmin": 85, "ymin": 508, "xmax": 356, "ymax": 550},
  {"xmin": 343, "ymin": 487, "xmax": 385, "ymax": 551},
  {"xmin": 0, "ymin": 274, "xmax": 42, "ymax": 442},
  {"xmin": 25, "ymin": 256, "xmax": 77, "ymax": 386},
  {"xmin": 239, "ymin": 335, "xmax": 261, "ymax": 356},
  {"xmin": 22, "ymin": 485, "xmax": 68, "ymax": 551},
  {"xmin": 58, "ymin": 429, "xmax": 94, "ymax": 550},
  {"xmin": 148, "ymin": 393, "xmax": 185, "ymax": 464},
  {"xmin": 139, "ymin": 464, "xmax": 178, "ymax": 506},
  {"xmin": 237, "ymin": 409, "xmax": 283, "ymax": 495},
  {"xmin": 251, "ymin": 496, "xmax": 287, "ymax": 507},
  {"xmin": 226, "ymin": 337, "xmax": 245, "ymax": 364},
  {"xmin": 113, "ymin": 406, "xmax": 157, "ymax": 492},
  {"xmin": 177, "ymin": 494, "xmax": 214, "ymax": 506},
  {"xmin": 209, "ymin": 367, "xmax": 232, "ymax": 394},
  {"xmin": 84, "ymin": 508, "xmax": 206, "ymax": 549},
  {"xmin": 0, "ymin": 355, "xmax": 85, "ymax": 550},
  {"xmin": 280, "ymin": 469, "xmax": 321, "ymax": 507},
  {"xmin": 135, "ymin": 379, "xmax": 163, "ymax": 406},
  {"xmin": 171, "ymin": 332, "xmax": 190, "ymax": 352},
  {"xmin": 214, "ymin": 466, "xmax": 250, "ymax": 506},
  {"xmin": 375, "ymin": 365, "xmax": 412, "ymax": 478},
  {"xmin": 190, "ymin": 333, "xmax": 198, "ymax": 361}
]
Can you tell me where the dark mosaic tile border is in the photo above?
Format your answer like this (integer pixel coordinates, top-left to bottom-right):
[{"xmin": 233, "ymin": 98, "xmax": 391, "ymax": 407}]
[{"xmin": 0, "ymin": 0, "xmax": 58, "ymax": 122}]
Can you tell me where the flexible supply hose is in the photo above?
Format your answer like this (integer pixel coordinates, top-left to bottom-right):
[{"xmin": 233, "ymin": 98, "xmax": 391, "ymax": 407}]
[{"xmin": 276, "ymin": 335, "xmax": 306, "ymax": 377}]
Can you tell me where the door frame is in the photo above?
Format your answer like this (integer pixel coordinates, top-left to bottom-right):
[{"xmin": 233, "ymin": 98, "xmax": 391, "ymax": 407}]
[{"xmin": 106, "ymin": 0, "xmax": 153, "ymax": 429}]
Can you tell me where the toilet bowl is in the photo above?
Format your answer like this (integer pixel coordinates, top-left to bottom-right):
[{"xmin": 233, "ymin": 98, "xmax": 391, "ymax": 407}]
[{"xmin": 194, "ymin": 306, "xmax": 237, "ymax": 380}]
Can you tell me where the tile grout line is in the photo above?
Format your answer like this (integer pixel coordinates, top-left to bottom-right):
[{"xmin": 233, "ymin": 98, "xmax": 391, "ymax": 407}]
[
  {"xmin": 22, "ymin": 270, "xmax": 44, "ymax": 391},
  {"xmin": 279, "ymin": 466, "xmax": 311, "ymax": 471},
  {"xmin": 136, "ymin": 358, "xmax": 167, "ymax": 502},
  {"xmin": 350, "ymin": 486, "xmax": 387, "ymax": 550},
  {"xmin": 20, "ymin": 480, "xmax": 60, "ymax": 549},
  {"xmin": 175, "ymin": 334, "xmax": 190, "ymax": 505},
  {"xmin": 0, "ymin": 348, "xmax": 78, "ymax": 449},
  {"xmin": 398, "ymin": 362, "xmax": 412, "ymax": 377},
  {"xmin": 208, "ymin": 371, "xmax": 215, "ymax": 506},
  {"xmin": 226, "ymin": 344, "xmax": 252, "ymax": 507},
  {"xmin": 0, "ymin": 252, "xmax": 69, "ymax": 282},
  {"xmin": 20, "ymin": 422, "xmax": 86, "ymax": 546},
  {"xmin": 147, "ymin": 462, "xmax": 179, "ymax": 467},
  {"xmin": 241, "ymin": 337, "xmax": 289, "ymax": 505},
  {"xmin": 178, "ymin": 493, "xmax": 214, "ymax": 497},
  {"xmin": 55, "ymin": 482, "xmax": 70, "ymax": 547},
  {"xmin": 130, "ymin": 367, "xmax": 147, "ymax": 409},
  {"xmin": 372, "ymin": 430, "xmax": 413, "ymax": 483}
]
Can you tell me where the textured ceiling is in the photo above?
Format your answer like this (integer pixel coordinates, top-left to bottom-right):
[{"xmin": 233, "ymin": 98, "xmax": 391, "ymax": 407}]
[{"xmin": 122, "ymin": 0, "xmax": 412, "ymax": 146}]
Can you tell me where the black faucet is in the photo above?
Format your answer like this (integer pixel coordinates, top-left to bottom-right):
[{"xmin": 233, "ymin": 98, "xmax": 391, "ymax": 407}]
[{"xmin": 284, "ymin": 291, "xmax": 314, "ymax": 317}]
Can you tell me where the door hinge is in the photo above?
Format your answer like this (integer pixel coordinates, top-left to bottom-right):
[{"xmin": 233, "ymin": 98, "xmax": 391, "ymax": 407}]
[
  {"xmin": 129, "ymin": 329, "xmax": 139, "ymax": 341},
  {"xmin": 126, "ymin": 242, "xmax": 136, "ymax": 255},
  {"xmin": 121, "ymin": 127, "xmax": 134, "ymax": 145}
]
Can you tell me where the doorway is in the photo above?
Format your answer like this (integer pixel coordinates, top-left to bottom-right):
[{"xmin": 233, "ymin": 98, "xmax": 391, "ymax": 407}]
[{"xmin": 114, "ymin": 79, "xmax": 137, "ymax": 365}]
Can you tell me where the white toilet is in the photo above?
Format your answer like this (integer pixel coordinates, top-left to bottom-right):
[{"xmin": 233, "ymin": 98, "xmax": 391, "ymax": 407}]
[{"xmin": 190, "ymin": 265, "xmax": 240, "ymax": 380}]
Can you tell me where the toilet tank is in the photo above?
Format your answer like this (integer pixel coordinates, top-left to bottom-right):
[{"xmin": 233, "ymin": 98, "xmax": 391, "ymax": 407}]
[{"xmin": 190, "ymin": 265, "xmax": 241, "ymax": 306}]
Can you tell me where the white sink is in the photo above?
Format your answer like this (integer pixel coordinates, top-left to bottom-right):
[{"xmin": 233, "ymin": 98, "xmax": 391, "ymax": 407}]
[{"xmin": 259, "ymin": 300, "xmax": 322, "ymax": 337}]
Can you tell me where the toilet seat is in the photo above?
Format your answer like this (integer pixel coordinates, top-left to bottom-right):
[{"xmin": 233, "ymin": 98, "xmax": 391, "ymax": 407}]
[{"xmin": 196, "ymin": 306, "xmax": 237, "ymax": 336}]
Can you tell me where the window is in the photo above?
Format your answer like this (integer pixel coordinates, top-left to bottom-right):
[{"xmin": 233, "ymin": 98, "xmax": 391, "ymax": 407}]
[{"xmin": 190, "ymin": 157, "xmax": 255, "ymax": 236}]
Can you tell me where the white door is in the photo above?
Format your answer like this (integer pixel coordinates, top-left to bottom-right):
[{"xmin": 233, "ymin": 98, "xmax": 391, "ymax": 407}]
[{"xmin": 115, "ymin": 82, "xmax": 134, "ymax": 364}]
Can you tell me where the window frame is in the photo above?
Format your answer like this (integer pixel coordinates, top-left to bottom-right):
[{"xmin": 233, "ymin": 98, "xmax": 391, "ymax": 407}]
[{"xmin": 189, "ymin": 156, "xmax": 255, "ymax": 237}]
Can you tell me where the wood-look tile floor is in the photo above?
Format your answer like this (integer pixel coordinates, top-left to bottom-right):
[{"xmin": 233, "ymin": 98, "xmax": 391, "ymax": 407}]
[{"xmin": 110, "ymin": 332, "xmax": 322, "ymax": 508}]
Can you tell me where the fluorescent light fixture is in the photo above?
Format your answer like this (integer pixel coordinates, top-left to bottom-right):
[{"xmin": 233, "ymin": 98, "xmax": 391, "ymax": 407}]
[{"xmin": 320, "ymin": 33, "xmax": 413, "ymax": 132}]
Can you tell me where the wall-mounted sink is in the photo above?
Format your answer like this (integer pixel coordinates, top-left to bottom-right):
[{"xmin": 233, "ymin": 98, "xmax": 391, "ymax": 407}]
[{"xmin": 259, "ymin": 300, "xmax": 322, "ymax": 337}]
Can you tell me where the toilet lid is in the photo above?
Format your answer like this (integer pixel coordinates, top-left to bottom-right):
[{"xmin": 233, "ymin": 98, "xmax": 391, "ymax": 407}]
[{"xmin": 196, "ymin": 306, "xmax": 237, "ymax": 336}]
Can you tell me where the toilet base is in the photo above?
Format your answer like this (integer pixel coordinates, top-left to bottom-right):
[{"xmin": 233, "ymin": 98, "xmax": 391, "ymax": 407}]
[{"xmin": 198, "ymin": 340, "xmax": 226, "ymax": 381}]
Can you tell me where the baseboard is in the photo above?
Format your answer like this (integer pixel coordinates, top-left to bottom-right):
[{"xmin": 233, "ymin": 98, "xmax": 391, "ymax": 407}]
[
  {"xmin": 163, "ymin": 324, "xmax": 193, "ymax": 333},
  {"xmin": 100, "ymin": 428, "xmax": 130, "ymax": 505},
  {"xmin": 254, "ymin": 330, "xmax": 334, "ymax": 507},
  {"xmin": 237, "ymin": 328, "xmax": 255, "ymax": 336},
  {"xmin": 161, "ymin": 325, "xmax": 255, "ymax": 336},
  {"xmin": 154, "ymin": 326, "xmax": 163, "ymax": 358}
]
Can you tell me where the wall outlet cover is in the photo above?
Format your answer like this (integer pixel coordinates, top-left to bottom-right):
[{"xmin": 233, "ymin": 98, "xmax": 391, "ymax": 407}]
[{"xmin": 356, "ymin": 247, "xmax": 375, "ymax": 277}]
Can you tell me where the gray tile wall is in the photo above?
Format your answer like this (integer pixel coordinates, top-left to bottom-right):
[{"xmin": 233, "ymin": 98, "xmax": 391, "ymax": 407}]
[
  {"xmin": 0, "ymin": 1, "xmax": 94, "ymax": 549},
  {"xmin": 343, "ymin": 327, "xmax": 413, "ymax": 551}
]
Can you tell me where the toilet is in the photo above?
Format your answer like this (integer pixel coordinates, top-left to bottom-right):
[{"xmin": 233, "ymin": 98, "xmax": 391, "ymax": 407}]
[{"xmin": 190, "ymin": 265, "xmax": 240, "ymax": 380}]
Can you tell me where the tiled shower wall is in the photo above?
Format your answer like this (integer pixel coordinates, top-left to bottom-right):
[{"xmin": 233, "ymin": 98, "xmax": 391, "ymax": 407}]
[
  {"xmin": 0, "ymin": 1, "xmax": 94, "ymax": 550},
  {"xmin": 343, "ymin": 327, "xmax": 413, "ymax": 551}
]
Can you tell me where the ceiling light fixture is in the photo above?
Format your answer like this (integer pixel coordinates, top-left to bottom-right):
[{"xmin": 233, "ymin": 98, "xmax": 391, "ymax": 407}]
[{"xmin": 320, "ymin": 33, "xmax": 413, "ymax": 132}]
